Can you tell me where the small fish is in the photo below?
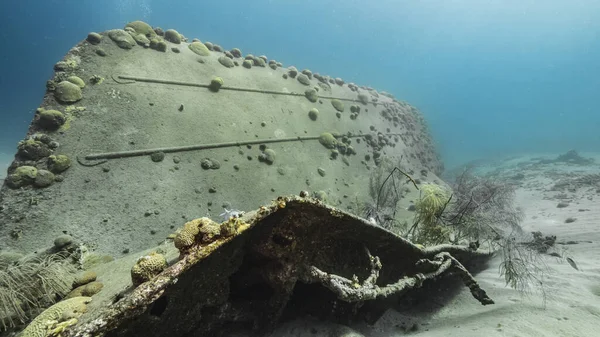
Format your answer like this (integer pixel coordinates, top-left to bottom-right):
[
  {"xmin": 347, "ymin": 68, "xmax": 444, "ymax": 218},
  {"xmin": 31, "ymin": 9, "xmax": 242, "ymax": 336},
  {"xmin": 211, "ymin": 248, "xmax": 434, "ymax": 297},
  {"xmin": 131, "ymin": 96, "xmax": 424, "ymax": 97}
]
[
  {"xmin": 566, "ymin": 257, "xmax": 579, "ymax": 271},
  {"xmin": 219, "ymin": 208, "xmax": 244, "ymax": 221}
]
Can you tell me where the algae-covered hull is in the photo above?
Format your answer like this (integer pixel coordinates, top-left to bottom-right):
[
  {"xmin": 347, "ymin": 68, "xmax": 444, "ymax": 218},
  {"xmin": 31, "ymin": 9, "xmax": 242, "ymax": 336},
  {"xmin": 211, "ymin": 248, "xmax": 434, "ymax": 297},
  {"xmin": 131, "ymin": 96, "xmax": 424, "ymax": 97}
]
[{"xmin": 0, "ymin": 21, "xmax": 442, "ymax": 257}]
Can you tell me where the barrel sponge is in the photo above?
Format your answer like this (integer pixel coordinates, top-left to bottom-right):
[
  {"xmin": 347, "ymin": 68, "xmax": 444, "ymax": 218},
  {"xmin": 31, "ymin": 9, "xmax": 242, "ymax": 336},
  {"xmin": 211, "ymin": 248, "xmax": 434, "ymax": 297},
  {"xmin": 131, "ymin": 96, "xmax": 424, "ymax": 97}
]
[
  {"xmin": 82, "ymin": 281, "xmax": 103, "ymax": 296},
  {"xmin": 318, "ymin": 132, "xmax": 337, "ymax": 149},
  {"xmin": 6, "ymin": 166, "xmax": 38, "ymax": 188},
  {"xmin": 20, "ymin": 297, "xmax": 92, "ymax": 337},
  {"xmin": 108, "ymin": 29, "xmax": 136, "ymax": 49},
  {"xmin": 130, "ymin": 32, "xmax": 150, "ymax": 47},
  {"xmin": 66, "ymin": 75, "xmax": 85, "ymax": 88},
  {"xmin": 17, "ymin": 138, "xmax": 52, "ymax": 160},
  {"xmin": 156, "ymin": 40, "xmax": 167, "ymax": 52},
  {"xmin": 209, "ymin": 77, "xmax": 224, "ymax": 92},
  {"xmin": 125, "ymin": 20, "xmax": 156, "ymax": 37},
  {"xmin": 33, "ymin": 169, "xmax": 55, "ymax": 188},
  {"xmin": 189, "ymin": 41, "xmax": 210, "ymax": 56},
  {"xmin": 164, "ymin": 29, "xmax": 181, "ymax": 44},
  {"xmin": 54, "ymin": 81, "xmax": 82, "ymax": 103},
  {"xmin": 308, "ymin": 108, "xmax": 319, "ymax": 121},
  {"xmin": 47, "ymin": 154, "xmax": 72, "ymax": 173},
  {"xmin": 66, "ymin": 281, "xmax": 104, "ymax": 299},
  {"xmin": 130, "ymin": 252, "xmax": 167, "ymax": 286},
  {"xmin": 304, "ymin": 89, "xmax": 318, "ymax": 103},
  {"xmin": 73, "ymin": 270, "xmax": 97, "ymax": 287},
  {"xmin": 36, "ymin": 109, "xmax": 65, "ymax": 130},
  {"xmin": 218, "ymin": 55, "xmax": 234, "ymax": 68},
  {"xmin": 357, "ymin": 93, "xmax": 369, "ymax": 105},
  {"xmin": 331, "ymin": 99, "xmax": 344, "ymax": 112}
]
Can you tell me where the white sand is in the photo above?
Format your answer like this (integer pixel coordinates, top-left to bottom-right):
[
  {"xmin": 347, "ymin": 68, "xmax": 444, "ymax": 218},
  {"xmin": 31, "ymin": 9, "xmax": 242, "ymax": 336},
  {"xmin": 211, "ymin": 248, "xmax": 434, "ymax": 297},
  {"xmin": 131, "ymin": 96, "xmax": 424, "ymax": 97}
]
[{"xmin": 273, "ymin": 153, "xmax": 600, "ymax": 337}]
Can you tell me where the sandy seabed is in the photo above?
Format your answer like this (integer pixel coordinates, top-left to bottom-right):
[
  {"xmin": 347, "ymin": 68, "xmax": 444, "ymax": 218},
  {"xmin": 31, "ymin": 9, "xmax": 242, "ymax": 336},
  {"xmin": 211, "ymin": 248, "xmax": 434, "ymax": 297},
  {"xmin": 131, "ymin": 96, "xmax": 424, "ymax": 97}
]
[
  {"xmin": 1, "ymin": 149, "xmax": 599, "ymax": 336},
  {"xmin": 271, "ymin": 152, "xmax": 600, "ymax": 337}
]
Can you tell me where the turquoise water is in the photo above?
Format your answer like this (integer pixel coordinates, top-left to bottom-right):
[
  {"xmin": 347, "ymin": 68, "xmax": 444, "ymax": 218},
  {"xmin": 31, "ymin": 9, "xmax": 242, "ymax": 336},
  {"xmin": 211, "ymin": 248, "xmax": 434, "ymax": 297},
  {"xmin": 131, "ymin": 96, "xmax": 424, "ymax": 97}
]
[{"xmin": 1, "ymin": 0, "xmax": 599, "ymax": 170}]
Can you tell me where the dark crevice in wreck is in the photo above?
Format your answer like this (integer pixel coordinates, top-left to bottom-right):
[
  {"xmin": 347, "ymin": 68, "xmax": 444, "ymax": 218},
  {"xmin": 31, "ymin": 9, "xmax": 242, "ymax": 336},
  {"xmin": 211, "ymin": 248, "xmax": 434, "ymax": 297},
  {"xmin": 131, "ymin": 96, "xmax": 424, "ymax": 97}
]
[{"xmin": 85, "ymin": 198, "xmax": 493, "ymax": 337}]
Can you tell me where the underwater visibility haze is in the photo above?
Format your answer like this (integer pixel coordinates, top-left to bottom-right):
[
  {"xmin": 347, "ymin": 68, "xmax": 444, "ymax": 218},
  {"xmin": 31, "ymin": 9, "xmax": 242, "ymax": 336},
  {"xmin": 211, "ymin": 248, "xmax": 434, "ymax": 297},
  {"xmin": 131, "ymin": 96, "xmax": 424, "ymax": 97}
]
[
  {"xmin": 1, "ymin": 1, "xmax": 600, "ymax": 337},
  {"xmin": 1, "ymin": 0, "xmax": 600, "ymax": 171}
]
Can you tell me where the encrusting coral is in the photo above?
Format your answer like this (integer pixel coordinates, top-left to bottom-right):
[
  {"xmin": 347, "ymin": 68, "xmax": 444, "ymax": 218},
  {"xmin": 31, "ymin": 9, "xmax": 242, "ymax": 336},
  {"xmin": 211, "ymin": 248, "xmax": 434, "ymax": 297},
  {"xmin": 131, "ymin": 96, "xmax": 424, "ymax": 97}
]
[
  {"xmin": 130, "ymin": 252, "xmax": 168, "ymax": 286},
  {"xmin": 173, "ymin": 217, "xmax": 239, "ymax": 253},
  {"xmin": 52, "ymin": 196, "xmax": 494, "ymax": 337},
  {"xmin": 18, "ymin": 297, "xmax": 91, "ymax": 337}
]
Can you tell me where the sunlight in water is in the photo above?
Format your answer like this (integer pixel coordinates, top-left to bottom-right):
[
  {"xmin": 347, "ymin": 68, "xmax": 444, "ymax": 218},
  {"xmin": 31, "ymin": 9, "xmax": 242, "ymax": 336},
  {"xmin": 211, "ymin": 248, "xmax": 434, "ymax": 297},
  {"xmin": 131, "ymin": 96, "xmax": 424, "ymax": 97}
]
[{"xmin": 116, "ymin": 0, "xmax": 153, "ymax": 20}]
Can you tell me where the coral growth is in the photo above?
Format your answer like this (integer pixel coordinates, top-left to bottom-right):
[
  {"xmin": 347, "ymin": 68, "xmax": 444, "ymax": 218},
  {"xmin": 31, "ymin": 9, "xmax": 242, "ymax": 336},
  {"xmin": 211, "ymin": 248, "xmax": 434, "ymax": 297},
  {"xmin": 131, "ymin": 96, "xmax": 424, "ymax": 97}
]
[
  {"xmin": 130, "ymin": 252, "xmax": 167, "ymax": 286},
  {"xmin": 0, "ymin": 254, "xmax": 77, "ymax": 330},
  {"xmin": 19, "ymin": 297, "xmax": 91, "ymax": 337},
  {"xmin": 415, "ymin": 183, "xmax": 450, "ymax": 225}
]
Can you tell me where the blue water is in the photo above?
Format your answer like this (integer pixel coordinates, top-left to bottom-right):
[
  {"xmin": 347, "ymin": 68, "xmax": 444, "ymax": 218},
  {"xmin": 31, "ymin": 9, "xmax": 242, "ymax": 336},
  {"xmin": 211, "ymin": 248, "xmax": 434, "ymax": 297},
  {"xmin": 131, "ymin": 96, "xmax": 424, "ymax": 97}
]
[{"xmin": 1, "ymin": 0, "xmax": 599, "ymax": 170}]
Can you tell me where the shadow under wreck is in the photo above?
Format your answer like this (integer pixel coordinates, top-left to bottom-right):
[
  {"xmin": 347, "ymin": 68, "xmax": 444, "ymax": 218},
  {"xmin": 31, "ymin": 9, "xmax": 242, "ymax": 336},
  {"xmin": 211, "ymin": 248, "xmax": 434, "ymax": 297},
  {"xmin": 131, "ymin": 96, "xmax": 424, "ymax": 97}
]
[{"xmin": 63, "ymin": 196, "xmax": 493, "ymax": 337}]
